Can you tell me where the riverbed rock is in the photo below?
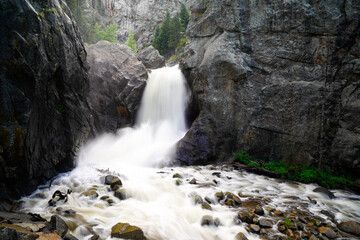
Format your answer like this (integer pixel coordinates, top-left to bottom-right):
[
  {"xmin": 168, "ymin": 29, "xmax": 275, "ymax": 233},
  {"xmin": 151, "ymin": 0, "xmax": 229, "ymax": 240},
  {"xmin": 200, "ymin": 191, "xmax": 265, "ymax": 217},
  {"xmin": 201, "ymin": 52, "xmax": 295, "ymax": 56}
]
[
  {"xmin": 137, "ymin": 46, "xmax": 165, "ymax": 69},
  {"xmin": 177, "ymin": 0, "xmax": 360, "ymax": 179},
  {"xmin": 319, "ymin": 227, "xmax": 337, "ymax": 239},
  {"xmin": 111, "ymin": 222, "xmax": 145, "ymax": 239},
  {"xmin": 0, "ymin": 0, "xmax": 94, "ymax": 209},
  {"xmin": 201, "ymin": 202, "xmax": 212, "ymax": 210},
  {"xmin": 338, "ymin": 221, "xmax": 360, "ymax": 236},
  {"xmin": 313, "ymin": 188, "xmax": 336, "ymax": 199},
  {"xmin": 50, "ymin": 215, "xmax": 68, "ymax": 238},
  {"xmin": 86, "ymin": 41, "xmax": 148, "ymax": 132},
  {"xmin": 249, "ymin": 224, "xmax": 260, "ymax": 233},
  {"xmin": 235, "ymin": 232, "xmax": 248, "ymax": 240},
  {"xmin": 201, "ymin": 215, "xmax": 213, "ymax": 226},
  {"xmin": 259, "ymin": 219, "xmax": 273, "ymax": 228},
  {"xmin": 114, "ymin": 189, "xmax": 126, "ymax": 200}
]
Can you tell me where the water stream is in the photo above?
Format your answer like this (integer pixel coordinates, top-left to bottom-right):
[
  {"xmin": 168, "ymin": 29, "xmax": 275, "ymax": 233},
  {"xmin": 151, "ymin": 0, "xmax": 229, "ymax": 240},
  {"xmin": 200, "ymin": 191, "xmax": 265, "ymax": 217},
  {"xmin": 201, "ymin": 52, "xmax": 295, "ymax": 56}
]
[{"xmin": 19, "ymin": 66, "xmax": 360, "ymax": 240}]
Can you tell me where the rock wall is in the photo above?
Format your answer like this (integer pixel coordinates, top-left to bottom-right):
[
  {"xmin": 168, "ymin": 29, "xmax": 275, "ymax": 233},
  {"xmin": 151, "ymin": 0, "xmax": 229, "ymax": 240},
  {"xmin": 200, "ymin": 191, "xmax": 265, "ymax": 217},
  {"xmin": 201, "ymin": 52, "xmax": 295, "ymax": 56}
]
[
  {"xmin": 86, "ymin": 41, "xmax": 148, "ymax": 132},
  {"xmin": 84, "ymin": 0, "xmax": 187, "ymax": 46},
  {"xmin": 178, "ymin": 0, "xmax": 360, "ymax": 177},
  {"xmin": 0, "ymin": 0, "xmax": 94, "ymax": 209}
]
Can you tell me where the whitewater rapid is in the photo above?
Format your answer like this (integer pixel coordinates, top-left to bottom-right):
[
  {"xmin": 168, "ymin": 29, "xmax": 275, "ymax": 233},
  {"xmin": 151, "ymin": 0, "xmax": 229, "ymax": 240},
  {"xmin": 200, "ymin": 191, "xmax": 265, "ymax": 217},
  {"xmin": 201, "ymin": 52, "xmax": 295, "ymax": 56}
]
[{"xmin": 19, "ymin": 66, "xmax": 360, "ymax": 240}]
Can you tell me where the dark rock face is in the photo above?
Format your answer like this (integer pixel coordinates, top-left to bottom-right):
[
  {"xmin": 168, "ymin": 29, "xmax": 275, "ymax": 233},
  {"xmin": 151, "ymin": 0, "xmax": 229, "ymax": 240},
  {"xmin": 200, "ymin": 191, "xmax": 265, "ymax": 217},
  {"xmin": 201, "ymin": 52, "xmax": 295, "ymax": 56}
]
[
  {"xmin": 86, "ymin": 41, "xmax": 148, "ymax": 132},
  {"xmin": 0, "ymin": 0, "xmax": 93, "ymax": 209},
  {"xmin": 137, "ymin": 46, "xmax": 165, "ymax": 69},
  {"xmin": 178, "ymin": 0, "xmax": 360, "ymax": 176}
]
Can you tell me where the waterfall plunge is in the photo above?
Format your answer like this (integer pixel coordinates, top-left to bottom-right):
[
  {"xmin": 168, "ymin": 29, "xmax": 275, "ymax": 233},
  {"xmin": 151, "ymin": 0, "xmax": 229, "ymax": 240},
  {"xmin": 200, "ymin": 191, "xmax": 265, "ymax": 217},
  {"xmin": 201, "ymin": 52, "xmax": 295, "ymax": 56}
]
[{"xmin": 77, "ymin": 65, "xmax": 189, "ymax": 169}]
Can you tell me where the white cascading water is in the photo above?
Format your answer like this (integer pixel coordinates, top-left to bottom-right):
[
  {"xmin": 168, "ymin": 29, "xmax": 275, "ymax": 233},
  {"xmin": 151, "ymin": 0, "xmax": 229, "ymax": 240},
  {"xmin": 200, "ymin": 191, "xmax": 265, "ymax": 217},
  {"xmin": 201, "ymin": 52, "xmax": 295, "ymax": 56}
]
[{"xmin": 19, "ymin": 66, "xmax": 360, "ymax": 240}]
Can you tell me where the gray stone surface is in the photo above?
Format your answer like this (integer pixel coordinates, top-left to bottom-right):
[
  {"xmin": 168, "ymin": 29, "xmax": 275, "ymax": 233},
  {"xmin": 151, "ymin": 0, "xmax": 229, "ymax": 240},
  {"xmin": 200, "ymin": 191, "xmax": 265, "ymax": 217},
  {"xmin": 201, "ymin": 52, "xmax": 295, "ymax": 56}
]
[
  {"xmin": 86, "ymin": 41, "xmax": 148, "ymax": 132},
  {"xmin": 0, "ymin": 0, "xmax": 93, "ymax": 208},
  {"xmin": 178, "ymin": 0, "xmax": 360, "ymax": 176},
  {"xmin": 137, "ymin": 46, "xmax": 165, "ymax": 69}
]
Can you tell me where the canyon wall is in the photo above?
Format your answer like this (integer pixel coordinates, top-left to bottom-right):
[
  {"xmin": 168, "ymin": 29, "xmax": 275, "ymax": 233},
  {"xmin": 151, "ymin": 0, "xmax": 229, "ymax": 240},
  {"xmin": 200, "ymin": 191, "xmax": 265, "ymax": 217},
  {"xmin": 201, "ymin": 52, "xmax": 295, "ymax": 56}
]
[{"xmin": 178, "ymin": 0, "xmax": 360, "ymax": 177}]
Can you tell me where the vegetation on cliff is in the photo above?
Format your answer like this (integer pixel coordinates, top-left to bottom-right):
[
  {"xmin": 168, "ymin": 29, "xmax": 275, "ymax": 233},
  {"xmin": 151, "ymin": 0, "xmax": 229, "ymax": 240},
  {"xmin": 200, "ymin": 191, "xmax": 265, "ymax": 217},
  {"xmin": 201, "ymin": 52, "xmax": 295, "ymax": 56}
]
[{"xmin": 152, "ymin": 3, "xmax": 189, "ymax": 56}]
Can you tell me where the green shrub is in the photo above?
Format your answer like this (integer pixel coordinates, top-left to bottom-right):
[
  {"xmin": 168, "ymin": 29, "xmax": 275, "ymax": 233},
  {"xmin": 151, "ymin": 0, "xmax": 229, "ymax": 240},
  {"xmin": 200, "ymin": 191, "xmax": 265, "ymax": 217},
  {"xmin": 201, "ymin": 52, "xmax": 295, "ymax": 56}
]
[{"xmin": 233, "ymin": 151, "xmax": 252, "ymax": 164}]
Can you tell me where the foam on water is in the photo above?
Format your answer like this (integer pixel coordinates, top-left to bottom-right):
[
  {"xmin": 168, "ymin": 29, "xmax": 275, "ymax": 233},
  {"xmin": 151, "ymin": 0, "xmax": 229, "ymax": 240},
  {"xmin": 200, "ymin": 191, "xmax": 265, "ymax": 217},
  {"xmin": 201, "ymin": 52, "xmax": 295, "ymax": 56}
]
[{"xmin": 19, "ymin": 65, "xmax": 360, "ymax": 240}]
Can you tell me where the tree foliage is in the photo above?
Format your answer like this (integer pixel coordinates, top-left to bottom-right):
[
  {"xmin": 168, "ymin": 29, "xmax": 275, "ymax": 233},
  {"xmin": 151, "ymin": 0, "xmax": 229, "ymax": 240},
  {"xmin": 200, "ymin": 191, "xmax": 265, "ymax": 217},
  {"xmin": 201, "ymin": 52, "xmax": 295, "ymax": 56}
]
[
  {"xmin": 126, "ymin": 30, "xmax": 137, "ymax": 53},
  {"xmin": 94, "ymin": 23, "xmax": 118, "ymax": 43},
  {"xmin": 152, "ymin": 5, "xmax": 189, "ymax": 56},
  {"xmin": 180, "ymin": 3, "xmax": 190, "ymax": 30}
]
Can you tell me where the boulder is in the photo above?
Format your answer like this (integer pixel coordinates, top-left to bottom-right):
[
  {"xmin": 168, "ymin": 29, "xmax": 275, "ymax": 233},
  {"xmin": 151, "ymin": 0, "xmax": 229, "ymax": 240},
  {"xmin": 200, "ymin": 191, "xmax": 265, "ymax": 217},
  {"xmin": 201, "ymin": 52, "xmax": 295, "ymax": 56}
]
[
  {"xmin": 50, "ymin": 215, "xmax": 68, "ymax": 238},
  {"xmin": 86, "ymin": 41, "xmax": 148, "ymax": 132},
  {"xmin": 338, "ymin": 221, "xmax": 360, "ymax": 236},
  {"xmin": 137, "ymin": 46, "xmax": 165, "ymax": 69},
  {"xmin": 111, "ymin": 222, "xmax": 145, "ymax": 239},
  {"xmin": 0, "ymin": 0, "xmax": 94, "ymax": 208},
  {"xmin": 235, "ymin": 232, "xmax": 248, "ymax": 240},
  {"xmin": 201, "ymin": 215, "xmax": 213, "ymax": 226},
  {"xmin": 313, "ymin": 187, "xmax": 336, "ymax": 199},
  {"xmin": 318, "ymin": 227, "xmax": 337, "ymax": 239}
]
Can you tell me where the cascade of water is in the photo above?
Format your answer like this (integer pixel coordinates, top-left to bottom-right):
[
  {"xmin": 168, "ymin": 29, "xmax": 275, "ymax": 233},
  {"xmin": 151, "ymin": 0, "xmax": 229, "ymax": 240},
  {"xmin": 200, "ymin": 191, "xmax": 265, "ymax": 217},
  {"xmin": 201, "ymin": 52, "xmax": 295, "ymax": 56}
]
[{"xmin": 77, "ymin": 65, "xmax": 188, "ymax": 168}]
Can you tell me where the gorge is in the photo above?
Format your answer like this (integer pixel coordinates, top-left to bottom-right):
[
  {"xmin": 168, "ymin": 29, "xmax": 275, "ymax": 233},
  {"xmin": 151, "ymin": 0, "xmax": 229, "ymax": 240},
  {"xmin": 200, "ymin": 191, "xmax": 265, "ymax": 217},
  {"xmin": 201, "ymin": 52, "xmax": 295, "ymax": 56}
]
[{"xmin": 0, "ymin": 0, "xmax": 360, "ymax": 239}]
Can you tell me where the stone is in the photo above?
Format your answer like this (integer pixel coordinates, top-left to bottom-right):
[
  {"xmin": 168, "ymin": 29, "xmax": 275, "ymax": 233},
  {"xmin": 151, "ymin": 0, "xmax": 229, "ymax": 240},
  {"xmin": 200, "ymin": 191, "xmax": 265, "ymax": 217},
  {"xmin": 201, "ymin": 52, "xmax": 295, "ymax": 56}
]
[
  {"xmin": 249, "ymin": 224, "xmax": 260, "ymax": 233},
  {"xmin": 215, "ymin": 192, "xmax": 224, "ymax": 201},
  {"xmin": 0, "ymin": 223, "xmax": 39, "ymax": 240},
  {"xmin": 114, "ymin": 189, "xmax": 126, "ymax": 200},
  {"xmin": 313, "ymin": 188, "xmax": 336, "ymax": 199},
  {"xmin": 338, "ymin": 221, "xmax": 360, "ymax": 236},
  {"xmin": 204, "ymin": 196, "xmax": 212, "ymax": 204},
  {"xmin": 201, "ymin": 215, "xmax": 213, "ymax": 226},
  {"xmin": 111, "ymin": 222, "xmax": 145, "ymax": 239},
  {"xmin": 36, "ymin": 233, "xmax": 62, "ymax": 240},
  {"xmin": 309, "ymin": 235, "xmax": 318, "ymax": 240},
  {"xmin": 259, "ymin": 219, "xmax": 272, "ymax": 228},
  {"xmin": 87, "ymin": 41, "xmax": 148, "ymax": 132},
  {"xmin": 235, "ymin": 232, "xmax": 248, "ymax": 240},
  {"xmin": 285, "ymin": 229, "xmax": 294, "ymax": 238},
  {"xmin": 201, "ymin": 202, "xmax": 212, "ymax": 210},
  {"xmin": 0, "ymin": 0, "xmax": 93, "ymax": 208},
  {"xmin": 189, "ymin": 178, "xmax": 197, "ymax": 184},
  {"xmin": 137, "ymin": 46, "xmax": 165, "ymax": 69},
  {"xmin": 255, "ymin": 206, "xmax": 264, "ymax": 215},
  {"xmin": 50, "ymin": 215, "xmax": 68, "ymax": 238},
  {"xmin": 318, "ymin": 227, "xmax": 337, "ymax": 239},
  {"xmin": 81, "ymin": 191, "xmax": 98, "ymax": 199},
  {"xmin": 173, "ymin": 173, "xmax": 182, "ymax": 179},
  {"xmin": 194, "ymin": 195, "xmax": 203, "ymax": 205},
  {"xmin": 214, "ymin": 218, "xmax": 220, "ymax": 227},
  {"xmin": 177, "ymin": 0, "xmax": 360, "ymax": 180}
]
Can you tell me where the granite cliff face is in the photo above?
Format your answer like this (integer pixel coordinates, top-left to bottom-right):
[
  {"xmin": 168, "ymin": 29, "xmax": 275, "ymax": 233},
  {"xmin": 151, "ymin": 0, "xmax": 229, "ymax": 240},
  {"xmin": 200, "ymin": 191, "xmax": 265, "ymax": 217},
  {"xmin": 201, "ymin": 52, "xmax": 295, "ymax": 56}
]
[
  {"xmin": 178, "ymin": 0, "xmax": 360, "ymax": 176},
  {"xmin": 84, "ymin": 0, "xmax": 187, "ymax": 45},
  {"xmin": 0, "ymin": 0, "xmax": 93, "ymax": 209}
]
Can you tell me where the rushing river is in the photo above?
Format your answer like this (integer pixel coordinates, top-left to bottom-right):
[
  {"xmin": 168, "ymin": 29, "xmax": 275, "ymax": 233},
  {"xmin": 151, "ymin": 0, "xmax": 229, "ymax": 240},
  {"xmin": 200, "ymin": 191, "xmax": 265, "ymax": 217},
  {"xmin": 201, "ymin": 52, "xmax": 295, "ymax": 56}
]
[{"xmin": 19, "ymin": 66, "xmax": 360, "ymax": 240}]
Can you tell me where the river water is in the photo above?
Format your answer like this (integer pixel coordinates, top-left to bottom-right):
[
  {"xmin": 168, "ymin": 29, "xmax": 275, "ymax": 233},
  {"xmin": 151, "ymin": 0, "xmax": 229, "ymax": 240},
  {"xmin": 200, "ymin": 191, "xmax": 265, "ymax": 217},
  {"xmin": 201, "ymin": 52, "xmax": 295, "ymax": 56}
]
[{"xmin": 19, "ymin": 66, "xmax": 360, "ymax": 240}]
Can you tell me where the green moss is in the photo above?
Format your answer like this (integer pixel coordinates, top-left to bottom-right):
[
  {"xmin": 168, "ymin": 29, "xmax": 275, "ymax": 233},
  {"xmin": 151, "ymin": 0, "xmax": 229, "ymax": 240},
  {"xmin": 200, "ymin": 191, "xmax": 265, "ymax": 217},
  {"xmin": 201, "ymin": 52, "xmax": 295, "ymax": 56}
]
[
  {"xmin": 206, "ymin": 3, "xmax": 211, "ymax": 10},
  {"xmin": 233, "ymin": 151, "xmax": 355, "ymax": 189},
  {"xmin": 38, "ymin": 12, "xmax": 45, "ymax": 19}
]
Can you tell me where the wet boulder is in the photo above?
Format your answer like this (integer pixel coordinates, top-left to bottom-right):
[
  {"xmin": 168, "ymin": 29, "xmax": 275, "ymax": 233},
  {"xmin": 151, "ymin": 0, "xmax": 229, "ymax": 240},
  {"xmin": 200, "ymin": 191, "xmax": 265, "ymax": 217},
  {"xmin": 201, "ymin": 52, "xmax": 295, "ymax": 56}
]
[
  {"xmin": 338, "ymin": 221, "xmax": 360, "ymax": 236},
  {"xmin": 137, "ymin": 46, "xmax": 165, "ymax": 69},
  {"xmin": 87, "ymin": 41, "xmax": 148, "ymax": 132},
  {"xmin": 111, "ymin": 222, "xmax": 145, "ymax": 239}
]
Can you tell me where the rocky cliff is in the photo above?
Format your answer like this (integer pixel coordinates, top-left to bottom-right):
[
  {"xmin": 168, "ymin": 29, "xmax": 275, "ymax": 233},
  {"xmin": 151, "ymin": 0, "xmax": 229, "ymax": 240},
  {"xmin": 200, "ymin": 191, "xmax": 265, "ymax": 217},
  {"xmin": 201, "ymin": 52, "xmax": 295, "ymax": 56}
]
[
  {"xmin": 178, "ymin": 0, "xmax": 360, "ymax": 177},
  {"xmin": 0, "ymin": 0, "xmax": 93, "ymax": 209},
  {"xmin": 84, "ymin": 0, "xmax": 187, "ymax": 46}
]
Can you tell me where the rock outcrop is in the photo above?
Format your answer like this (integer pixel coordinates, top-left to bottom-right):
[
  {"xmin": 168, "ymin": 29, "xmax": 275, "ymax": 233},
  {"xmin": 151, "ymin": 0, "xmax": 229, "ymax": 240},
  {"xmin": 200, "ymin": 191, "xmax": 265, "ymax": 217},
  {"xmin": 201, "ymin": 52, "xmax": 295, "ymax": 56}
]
[
  {"xmin": 137, "ymin": 46, "xmax": 165, "ymax": 69},
  {"xmin": 86, "ymin": 41, "xmax": 148, "ymax": 132},
  {"xmin": 178, "ymin": 0, "xmax": 360, "ymax": 177},
  {"xmin": 0, "ymin": 0, "xmax": 93, "ymax": 209}
]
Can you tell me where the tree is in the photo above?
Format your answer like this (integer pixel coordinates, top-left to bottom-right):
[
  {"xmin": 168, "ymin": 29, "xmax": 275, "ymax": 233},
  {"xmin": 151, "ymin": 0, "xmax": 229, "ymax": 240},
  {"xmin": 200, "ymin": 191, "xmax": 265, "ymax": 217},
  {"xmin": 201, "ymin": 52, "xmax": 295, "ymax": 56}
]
[
  {"xmin": 152, "ymin": 26, "xmax": 161, "ymax": 50},
  {"xmin": 179, "ymin": 3, "xmax": 189, "ymax": 30},
  {"xmin": 168, "ymin": 15, "xmax": 182, "ymax": 51},
  {"xmin": 126, "ymin": 30, "xmax": 137, "ymax": 53},
  {"xmin": 94, "ymin": 23, "xmax": 118, "ymax": 43}
]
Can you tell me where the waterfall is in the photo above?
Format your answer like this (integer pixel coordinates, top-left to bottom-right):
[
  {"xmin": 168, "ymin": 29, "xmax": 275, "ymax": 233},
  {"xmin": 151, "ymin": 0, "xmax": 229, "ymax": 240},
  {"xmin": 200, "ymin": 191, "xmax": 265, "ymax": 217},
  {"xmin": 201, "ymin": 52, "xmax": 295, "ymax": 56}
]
[
  {"xmin": 19, "ymin": 66, "xmax": 360, "ymax": 240},
  {"xmin": 77, "ymin": 65, "xmax": 188, "ymax": 168}
]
